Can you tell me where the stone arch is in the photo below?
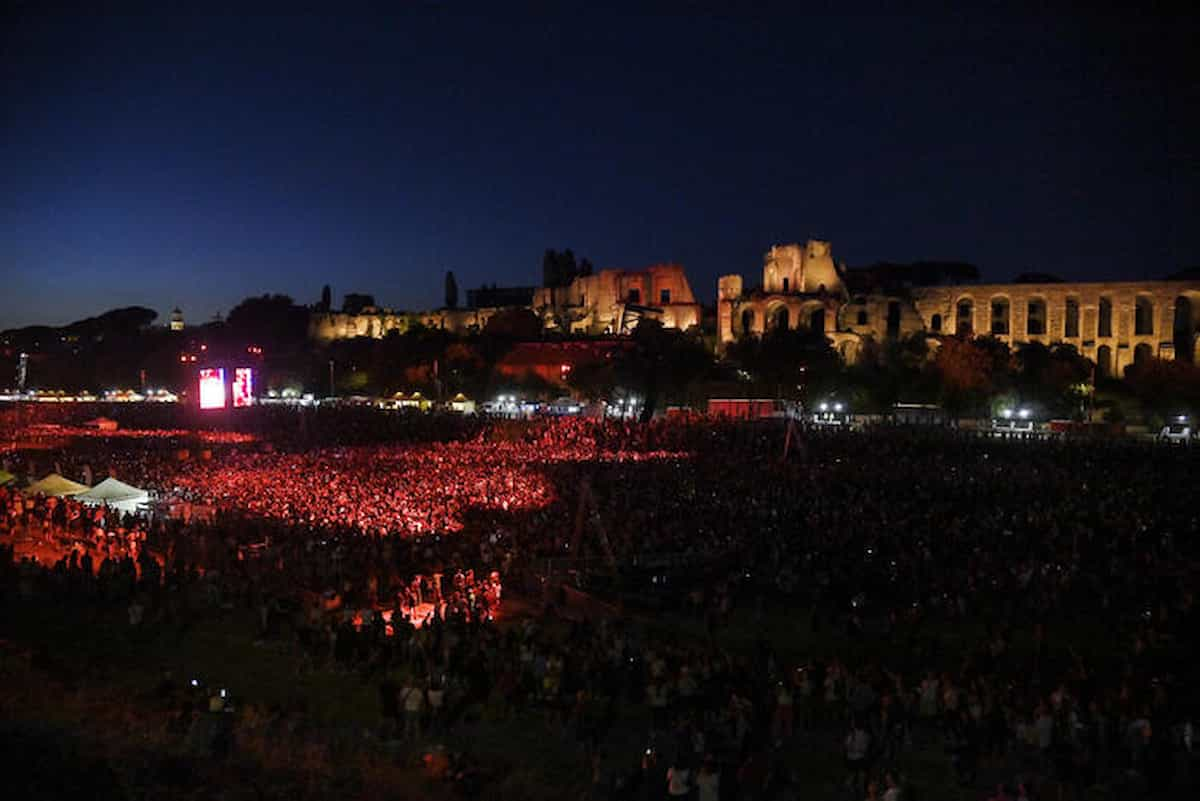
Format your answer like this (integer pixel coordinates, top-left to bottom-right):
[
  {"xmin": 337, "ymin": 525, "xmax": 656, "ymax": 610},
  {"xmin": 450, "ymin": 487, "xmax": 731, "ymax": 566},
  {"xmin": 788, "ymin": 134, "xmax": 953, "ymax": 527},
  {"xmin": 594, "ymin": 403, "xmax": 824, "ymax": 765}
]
[
  {"xmin": 1064, "ymin": 297, "xmax": 1080, "ymax": 338},
  {"xmin": 1098, "ymin": 297, "xmax": 1113, "ymax": 337},
  {"xmin": 1026, "ymin": 297, "xmax": 1047, "ymax": 336},
  {"xmin": 955, "ymin": 297, "xmax": 974, "ymax": 336},
  {"xmin": 769, "ymin": 304, "xmax": 790, "ymax": 331},
  {"xmin": 809, "ymin": 306, "xmax": 826, "ymax": 334},
  {"xmin": 990, "ymin": 296, "xmax": 1011, "ymax": 336},
  {"xmin": 740, "ymin": 308, "xmax": 756, "ymax": 337},
  {"xmin": 1096, "ymin": 345, "xmax": 1112, "ymax": 378},
  {"xmin": 1134, "ymin": 296, "xmax": 1154, "ymax": 336},
  {"xmin": 1134, "ymin": 342, "xmax": 1153, "ymax": 365},
  {"xmin": 1172, "ymin": 295, "xmax": 1197, "ymax": 362},
  {"xmin": 886, "ymin": 300, "xmax": 902, "ymax": 338}
]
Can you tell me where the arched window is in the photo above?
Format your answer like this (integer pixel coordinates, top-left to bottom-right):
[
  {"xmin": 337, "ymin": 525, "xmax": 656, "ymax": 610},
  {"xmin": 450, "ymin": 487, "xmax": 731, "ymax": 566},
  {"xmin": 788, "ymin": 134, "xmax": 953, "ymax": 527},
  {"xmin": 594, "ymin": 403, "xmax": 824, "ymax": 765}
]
[
  {"xmin": 1064, "ymin": 298, "xmax": 1080, "ymax": 338},
  {"xmin": 1098, "ymin": 297, "xmax": 1112, "ymax": 337},
  {"xmin": 1096, "ymin": 345, "xmax": 1112, "ymax": 378},
  {"xmin": 1026, "ymin": 299, "xmax": 1046, "ymax": 335},
  {"xmin": 1134, "ymin": 342, "xmax": 1153, "ymax": 364},
  {"xmin": 956, "ymin": 299, "xmax": 974, "ymax": 336},
  {"xmin": 741, "ymin": 309, "xmax": 755, "ymax": 335},
  {"xmin": 772, "ymin": 306, "xmax": 790, "ymax": 331},
  {"xmin": 990, "ymin": 298, "xmax": 1010, "ymax": 335},
  {"xmin": 930, "ymin": 313, "xmax": 942, "ymax": 333},
  {"xmin": 810, "ymin": 308, "xmax": 825, "ymax": 333},
  {"xmin": 1135, "ymin": 297, "xmax": 1154, "ymax": 336},
  {"xmin": 886, "ymin": 300, "xmax": 901, "ymax": 339},
  {"xmin": 856, "ymin": 309, "xmax": 868, "ymax": 326},
  {"xmin": 1174, "ymin": 296, "xmax": 1196, "ymax": 363},
  {"xmin": 782, "ymin": 277, "xmax": 789, "ymax": 293}
]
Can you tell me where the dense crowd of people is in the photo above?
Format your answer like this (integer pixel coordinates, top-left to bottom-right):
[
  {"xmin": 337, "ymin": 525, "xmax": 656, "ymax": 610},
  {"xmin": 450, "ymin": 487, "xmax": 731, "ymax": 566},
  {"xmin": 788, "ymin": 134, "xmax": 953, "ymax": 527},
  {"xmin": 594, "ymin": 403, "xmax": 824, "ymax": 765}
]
[{"xmin": 2, "ymin": 404, "xmax": 1198, "ymax": 799}]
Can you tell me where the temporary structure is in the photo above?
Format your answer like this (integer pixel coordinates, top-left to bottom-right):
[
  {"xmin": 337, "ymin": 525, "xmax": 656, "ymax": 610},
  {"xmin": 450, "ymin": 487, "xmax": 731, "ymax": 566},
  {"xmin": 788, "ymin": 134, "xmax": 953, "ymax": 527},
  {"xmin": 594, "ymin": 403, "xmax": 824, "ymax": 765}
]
[
  {"xmin": 74, "ymin": 477, "xmax": 151, "ymax": 513},
  {"xmin": 24, "ymin": 473, "xmax": 89, "ymax": 497}
]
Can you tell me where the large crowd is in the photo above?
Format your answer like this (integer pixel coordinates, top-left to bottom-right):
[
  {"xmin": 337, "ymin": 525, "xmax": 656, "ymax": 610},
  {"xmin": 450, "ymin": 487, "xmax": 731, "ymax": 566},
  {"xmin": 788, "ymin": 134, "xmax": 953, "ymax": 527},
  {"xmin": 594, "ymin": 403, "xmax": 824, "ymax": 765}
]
[{"xmin": 2, "ymin": 405, "xmax": 1198, "ymax": 800}]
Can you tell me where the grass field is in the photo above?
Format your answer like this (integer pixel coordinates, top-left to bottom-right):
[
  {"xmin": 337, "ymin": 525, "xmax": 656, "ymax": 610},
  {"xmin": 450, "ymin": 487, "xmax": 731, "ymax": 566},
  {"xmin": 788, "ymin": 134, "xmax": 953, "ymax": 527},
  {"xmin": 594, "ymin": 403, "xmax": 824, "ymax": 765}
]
[{"xmin": 5, "ymin": 570, "xmax": 1192, "ymax": 801}]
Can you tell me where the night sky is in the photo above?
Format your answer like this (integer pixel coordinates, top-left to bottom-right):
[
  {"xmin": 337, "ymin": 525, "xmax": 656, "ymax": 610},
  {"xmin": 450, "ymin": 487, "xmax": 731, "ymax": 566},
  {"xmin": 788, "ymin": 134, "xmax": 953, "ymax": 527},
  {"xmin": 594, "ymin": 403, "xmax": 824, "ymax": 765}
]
[{"xmin": 3, "ymin": 5, "xmax": 1198, "ymax": 329}]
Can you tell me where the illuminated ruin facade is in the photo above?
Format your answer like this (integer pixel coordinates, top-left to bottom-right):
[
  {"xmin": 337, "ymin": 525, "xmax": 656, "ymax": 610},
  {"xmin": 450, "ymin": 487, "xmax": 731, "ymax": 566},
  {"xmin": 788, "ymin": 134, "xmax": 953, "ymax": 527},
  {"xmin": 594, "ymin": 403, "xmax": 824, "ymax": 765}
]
[
  {"xmin": 718, "ymin": 241, "xmax": 1200, "ymax": 372},
  {"xmin": 309, "ymin": 264, "xmax": 702, "ymax": 342}
]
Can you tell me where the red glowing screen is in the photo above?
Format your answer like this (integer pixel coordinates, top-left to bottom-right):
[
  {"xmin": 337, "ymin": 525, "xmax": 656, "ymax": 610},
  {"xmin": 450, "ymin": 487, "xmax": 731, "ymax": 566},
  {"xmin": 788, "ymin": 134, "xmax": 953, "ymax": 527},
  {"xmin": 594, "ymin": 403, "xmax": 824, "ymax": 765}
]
[
  {"xmin": 233, "ymin": 367, "xmax": 253, "ymax": 408},
  {"xmin": 198, "ymin": 368, "xmax": 226, "ymax": 409}
]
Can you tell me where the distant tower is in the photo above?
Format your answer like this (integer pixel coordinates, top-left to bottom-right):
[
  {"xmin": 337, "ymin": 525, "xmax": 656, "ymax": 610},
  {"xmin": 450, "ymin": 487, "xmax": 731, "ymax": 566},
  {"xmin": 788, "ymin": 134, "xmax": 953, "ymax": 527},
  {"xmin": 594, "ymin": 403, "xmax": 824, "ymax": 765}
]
[
  {"xmin": 17, "ymin": 352, "xmax": 28, "ymax": 391},
  {"xmin": 170, "ymin": 307, "xmax": 185, "ymax": 331}
]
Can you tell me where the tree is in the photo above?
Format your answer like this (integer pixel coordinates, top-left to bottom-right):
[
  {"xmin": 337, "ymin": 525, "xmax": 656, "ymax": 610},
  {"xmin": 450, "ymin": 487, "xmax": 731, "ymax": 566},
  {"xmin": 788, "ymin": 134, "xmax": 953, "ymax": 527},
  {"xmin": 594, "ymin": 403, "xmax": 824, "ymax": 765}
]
[
  {"xmin": 846, "ymin": 333, "xmax": 937, "ymax": 412},
  {"xmin": 442, "ymin": 342, "xmax": 486, "ymax": 396},
  {"xmin": 64, "ymin": 307, "xmax": 159, "ymax": 339},
  {"xmin": 226, "ymin": 294, "xmax": 310, "ymax": 350},
  {"xmin": 483, "ymin": 308, "xmax": 541, "ymax": 339},
  {"xmin": 541, "ymin": 248, "xmax": 592, "ymax": 288},
  {"xmin": 634, "ymin": 321, "xmax": 712, "ymax": 411},
  {"xmin": 567, "ymin": 359, "xmax": 618, "ymax": 400},
  {"xmin": 934, "ymin": 336, "xmax": 999, "ymax": 414},
  {"xmin": 1124, "ymin": 357, "xmax": 1200, "ymax": 421},
  {"xmin": 444, "ymin": 271, "xmax": 459, "ymax": 309},
  {"xmin": 342, "ymin": 293, "xmax": 375, "ymax": 315},
  {"xmin": 726, "ymin": 327, "xmax": 840, "ymax": 401},
  {"xmin": 1013, "ymin": 342, "xmax": 1092, "ymax": 415}
]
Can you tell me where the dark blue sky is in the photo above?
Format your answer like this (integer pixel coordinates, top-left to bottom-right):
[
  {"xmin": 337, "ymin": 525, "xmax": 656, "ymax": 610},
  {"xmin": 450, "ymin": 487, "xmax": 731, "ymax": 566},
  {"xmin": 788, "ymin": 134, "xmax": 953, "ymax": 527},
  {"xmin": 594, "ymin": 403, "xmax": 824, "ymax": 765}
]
[{"xmin": 3, "ymin": 4, "xmax": 1197, "ymax": 329}]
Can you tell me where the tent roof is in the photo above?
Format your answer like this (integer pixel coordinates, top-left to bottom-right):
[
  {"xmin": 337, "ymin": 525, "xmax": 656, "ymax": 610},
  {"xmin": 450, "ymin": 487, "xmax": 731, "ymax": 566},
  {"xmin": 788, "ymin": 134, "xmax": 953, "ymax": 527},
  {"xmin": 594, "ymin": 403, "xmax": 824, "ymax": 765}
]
[
  {"xmin": 75, "ymin": 477, "xmax": 148, "ymax": 504},
  {"xmin": 24, "ymin": 473, "xmax": 89, "ymax": 496}
]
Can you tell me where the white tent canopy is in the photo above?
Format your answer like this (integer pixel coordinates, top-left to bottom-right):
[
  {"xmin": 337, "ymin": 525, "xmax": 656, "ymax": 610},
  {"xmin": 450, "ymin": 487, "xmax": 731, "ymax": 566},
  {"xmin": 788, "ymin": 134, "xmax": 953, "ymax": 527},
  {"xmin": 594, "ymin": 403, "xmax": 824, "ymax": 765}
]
[{"xmin": 74, "ymin": 477, "xmax": 150, "ymax": 513}]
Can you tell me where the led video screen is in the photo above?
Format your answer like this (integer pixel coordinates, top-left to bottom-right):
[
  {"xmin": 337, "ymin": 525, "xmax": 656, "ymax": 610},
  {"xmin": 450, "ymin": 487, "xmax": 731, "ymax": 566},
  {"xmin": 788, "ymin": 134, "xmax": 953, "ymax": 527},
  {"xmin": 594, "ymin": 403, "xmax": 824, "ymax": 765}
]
[
  {"xmin": 233, "ymin": 367, "xmax": 253, "ymax": 408},
  {"xmin": 198, "ymin": 368, "xmax": 226, "ymax": 409}
]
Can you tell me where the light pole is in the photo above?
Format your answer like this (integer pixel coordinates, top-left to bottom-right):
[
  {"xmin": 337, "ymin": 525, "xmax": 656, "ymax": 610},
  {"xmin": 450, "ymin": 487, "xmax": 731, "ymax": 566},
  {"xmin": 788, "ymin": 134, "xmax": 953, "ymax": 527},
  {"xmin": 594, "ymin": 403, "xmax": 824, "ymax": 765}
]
[{"xmin": 328, "ymin": 360, "xmax": 335, "ymax": 398}]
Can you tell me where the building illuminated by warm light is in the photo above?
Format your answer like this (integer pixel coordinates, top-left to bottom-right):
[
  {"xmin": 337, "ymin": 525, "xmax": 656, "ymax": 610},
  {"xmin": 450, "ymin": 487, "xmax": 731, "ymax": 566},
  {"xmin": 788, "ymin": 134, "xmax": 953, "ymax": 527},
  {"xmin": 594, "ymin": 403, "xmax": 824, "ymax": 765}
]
[
  {"xmin": 309, "ymin": 264, "xmax": 702, "ymax": 342},
  {"xmin": 718, "ymin": 240, "xmax": 1200, "ymax": 373}
]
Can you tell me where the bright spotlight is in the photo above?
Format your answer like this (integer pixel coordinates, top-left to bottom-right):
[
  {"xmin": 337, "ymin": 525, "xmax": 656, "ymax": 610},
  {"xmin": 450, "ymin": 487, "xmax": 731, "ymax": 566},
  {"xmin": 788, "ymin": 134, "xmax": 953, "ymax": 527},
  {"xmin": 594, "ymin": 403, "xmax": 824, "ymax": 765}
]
[
  {"xmin": 1018, "ymin": 408, "xmax": 1031, "ymax": 419},
  {"xmin": 1000, "ymin": 408, "xmax": 1013, "ymax": 419},
  {"xmin": 819, "ymin": 402, "xmax": 829, "ymax": 412},
  {"xmin": 833, "ymin": 402, "xmax": 844, "ymax": 412}
]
